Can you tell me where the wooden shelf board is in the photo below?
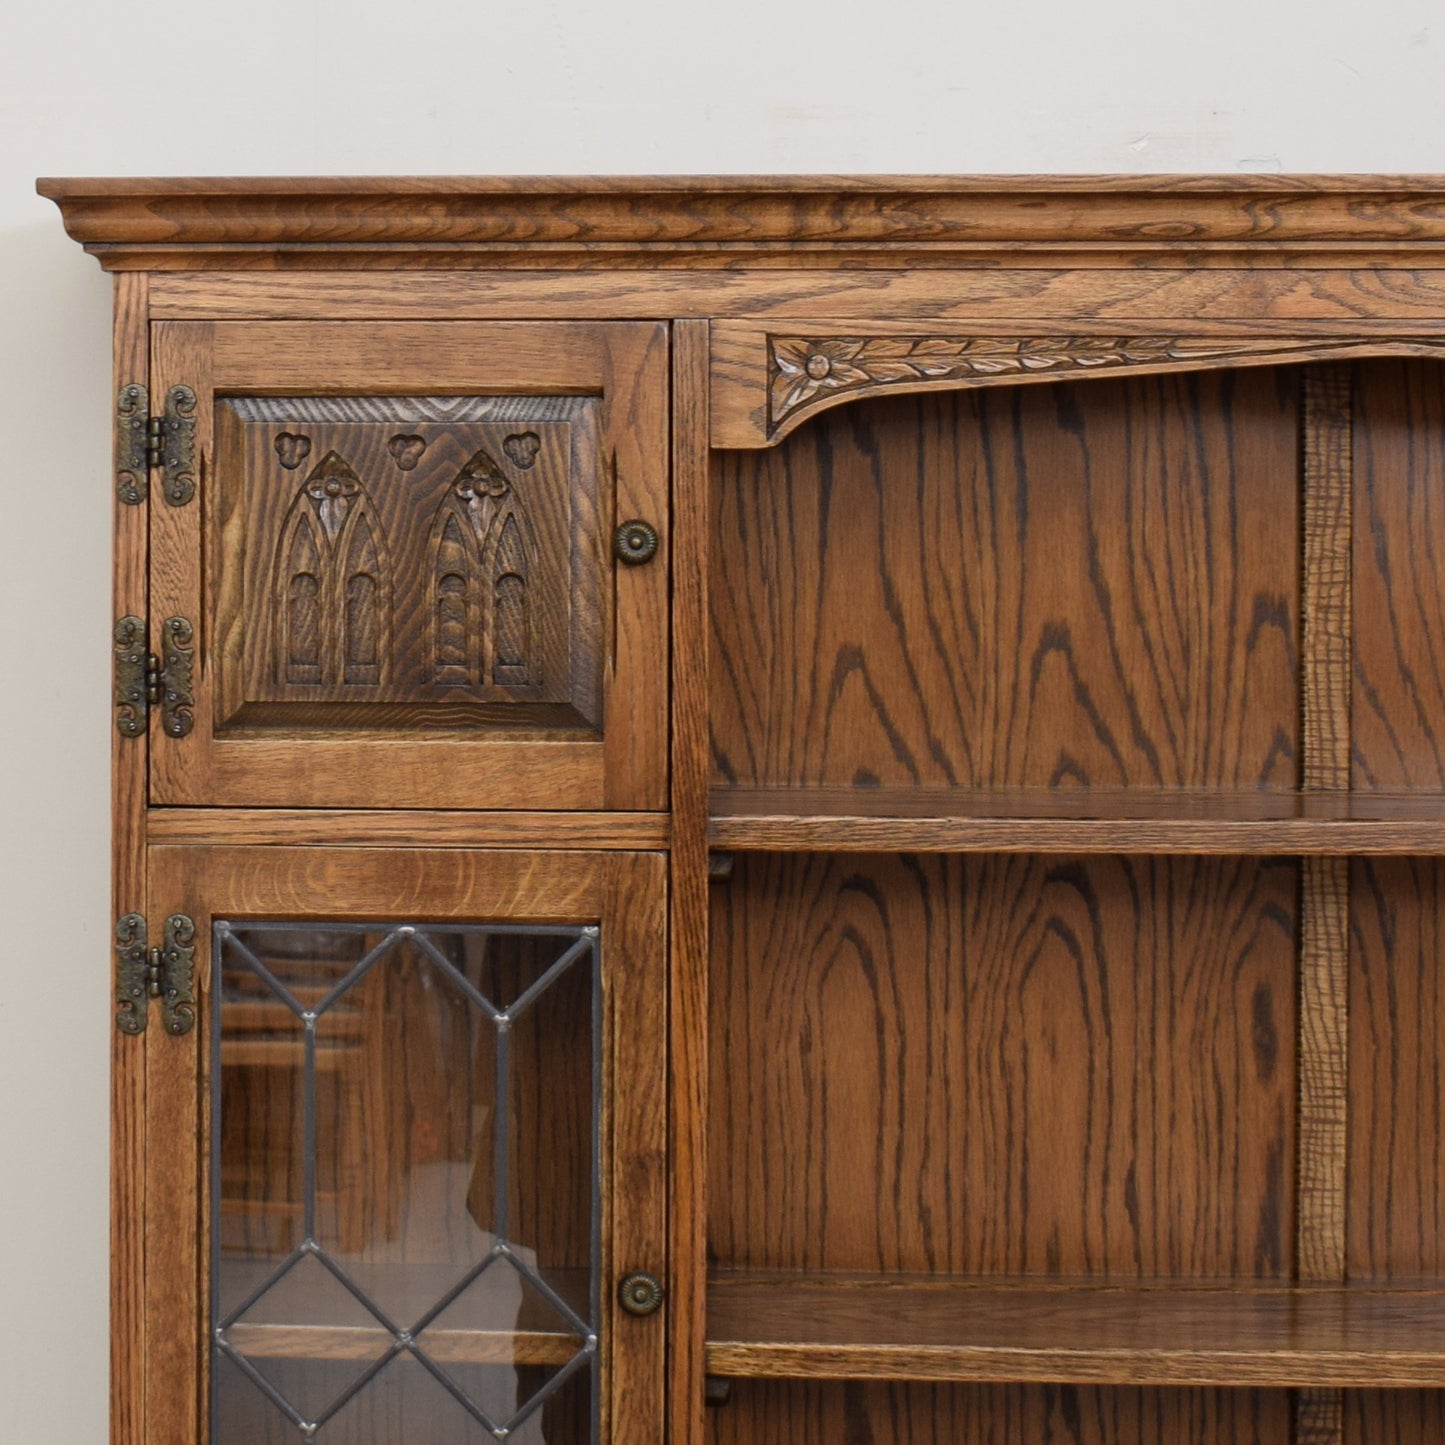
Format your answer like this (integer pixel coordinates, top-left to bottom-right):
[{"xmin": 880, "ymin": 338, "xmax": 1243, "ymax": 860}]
[
  {"xmin": 710, "ymin": 787, "xmax": 1445, "ymax": 853},
  {"xmin": 224, "ymin": 1321, "xmax": 582, "ymax": 1367},
  {"xmin": 704, "ymin": 1276, "xmax": 1445, "ymax": 1387}
]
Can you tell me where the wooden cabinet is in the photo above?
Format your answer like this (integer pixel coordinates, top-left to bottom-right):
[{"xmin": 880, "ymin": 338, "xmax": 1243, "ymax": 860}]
[{"xmin": 40, "ymin": 174, "xmax": 1445, "ymax": 1445}]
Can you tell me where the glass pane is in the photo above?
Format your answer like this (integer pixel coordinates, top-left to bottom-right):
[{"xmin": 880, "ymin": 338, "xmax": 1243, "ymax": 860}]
[{"xmin": 213, "ymin": 921, "xmax": 599, "ymax": 1444}]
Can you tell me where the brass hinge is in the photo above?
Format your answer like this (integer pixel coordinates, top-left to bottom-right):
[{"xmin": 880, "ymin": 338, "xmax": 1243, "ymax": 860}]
[
  {"xmin": 113, "ymin": 615, "xmax": 195, "ymax": 739},
  {"xmin": 115, "ymin": 913, "xmax": 197, "ymax": 1036},
  {"xmin": 115, "ymin": 382, "xmax": 197, "ymax": 506}
]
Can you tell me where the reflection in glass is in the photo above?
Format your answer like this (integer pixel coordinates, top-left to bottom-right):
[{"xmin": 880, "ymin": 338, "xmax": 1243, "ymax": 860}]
[{"xmin": 211, "ymin": 922, "xmax": 599, "ymax": 1443}]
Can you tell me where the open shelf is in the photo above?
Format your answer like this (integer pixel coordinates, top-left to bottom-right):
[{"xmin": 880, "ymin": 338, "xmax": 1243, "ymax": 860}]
[
  {"xmin": 710, "ymin": 786, "xmax": 1445, "ymax": 853},
  {"xmin": 704, "ymin": 1275, "xmax": 1445, "ymax": 1388}
]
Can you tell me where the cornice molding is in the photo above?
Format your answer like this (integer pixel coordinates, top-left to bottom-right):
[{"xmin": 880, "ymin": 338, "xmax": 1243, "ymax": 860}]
[{"xmin": 36, "ymin": 175, "xmax": 1445, "ymax": 271}]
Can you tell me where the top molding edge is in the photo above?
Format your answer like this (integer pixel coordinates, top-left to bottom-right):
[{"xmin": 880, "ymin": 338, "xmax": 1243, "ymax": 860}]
[{"xmin": 36, "ymin": 174, "xmax": 1445, "ymax": 269}]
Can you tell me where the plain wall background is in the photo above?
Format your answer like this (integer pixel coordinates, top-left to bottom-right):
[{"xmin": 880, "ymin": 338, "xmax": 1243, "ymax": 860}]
[{"xmin": 5, "ymin": 0, "xmax": 1445, "ymax": 1435}]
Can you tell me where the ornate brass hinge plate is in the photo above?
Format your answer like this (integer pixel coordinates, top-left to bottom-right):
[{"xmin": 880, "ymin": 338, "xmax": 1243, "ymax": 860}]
[
  {"xmin": 113, "ymin": 616, "xmax": 150, "ymax": 738},
  {"xmin": 149, "ymin": 385, "xmax": 197, "ymax": 506},
  {"xmin": 115, "ymin": 913, "xmax": 197, "ymax": 1036},
  {"xmin": 115, "ymin": 384, "xmax": 149, "ymax": 504},
  {"xmin": 113, "ymin": 615, "xmax": 195, "ymax": 739},
  {"xmin": 116, "ymin": 382, "xmax": 197, "ymax": 506},
  {"xmin": 156, "ymin": 616, "xmax": 195, "ymax": 738}
]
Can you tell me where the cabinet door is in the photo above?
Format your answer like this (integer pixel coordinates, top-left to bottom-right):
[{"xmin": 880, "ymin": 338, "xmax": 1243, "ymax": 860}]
[
  {"xmin": 139, "ymin": 846, "xmax": 666, "ymax": 1445},
  {"xmin": 147, "ymin": 321, "xmax": 668, "ymax": 809}
]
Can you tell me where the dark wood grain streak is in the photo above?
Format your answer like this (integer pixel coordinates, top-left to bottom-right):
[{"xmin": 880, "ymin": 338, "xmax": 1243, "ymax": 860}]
[
  {"xmin": 706, "ymin": 1379, "xmax": 1292, "ymax": 1445},
  {"xmin": 669, "ymin": 320, "xmax": 711, "ymax": 1445},
  {"xmin": 709, "ymin": 853, "xmax": 1297, "ymax": 1279},
  {"xmin": 1348, "ymin": 858, "xmax": 1445, "ymax": 1279},
  {"xmin": 1352, "ymin": 360, "xmax": 1445, "ymax": 789},
  {"xmin": 711, "ymin": 372, "xmax": 1300, "ymax": 792},
  {"xmin": 1345, "ymin": 1390, "xmax": 1445, "ymax": 1445},
  {"xmin": 111, "ymin": 270, "xmax": 148, "ymax": 1445}
]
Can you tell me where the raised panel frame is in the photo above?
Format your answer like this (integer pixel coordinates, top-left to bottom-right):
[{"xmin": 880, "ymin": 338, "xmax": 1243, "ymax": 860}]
[
  {"xmin": 141, "ymin": 844, "xmax": 667, "ymax": 1445},
  {"xmin": 148, "ymin": 320, "xmax": 669, "ymax": 811}
]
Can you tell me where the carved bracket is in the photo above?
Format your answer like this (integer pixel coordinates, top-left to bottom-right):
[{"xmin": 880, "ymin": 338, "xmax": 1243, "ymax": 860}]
[{"xmin": 708, "ymin": 325, "xmax": 1445, "ymax": 448}]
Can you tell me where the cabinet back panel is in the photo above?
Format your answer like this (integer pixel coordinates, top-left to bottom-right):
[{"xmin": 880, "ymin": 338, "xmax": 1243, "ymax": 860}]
[
  {"xmin": 1345, "ymin": 1390, "xmax": 1445, "ymax": 1445},
  {"xmin": 705, "ymin": 1380, "xmax": 1292, "ymax": 1445},
  {"xmin": 1348, "ymin": 857, "xmax": 1445, "ymax": 1281},
  {"xmin": 709, "ymin": 853, "xmax": 1298, "ymax": 1278},
  {"xmin": 1352, "ymin": 360, "xmax": 1445, "ymax": 788},
  {"xmin": 711, "ymin": 371, "xmax": 1301, "ymax": 790}
]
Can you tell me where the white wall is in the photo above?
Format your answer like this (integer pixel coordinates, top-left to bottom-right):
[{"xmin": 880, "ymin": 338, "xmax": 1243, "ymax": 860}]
[{"xmin": 4, "ymin": 0, "xmax": 1444, "ymax": 1436}]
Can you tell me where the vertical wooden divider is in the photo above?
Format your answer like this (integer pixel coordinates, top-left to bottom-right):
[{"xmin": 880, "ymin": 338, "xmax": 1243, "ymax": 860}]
[
  {"xmin": 669, "ymin": 320, "xmax": 711, "ymax": 1445},
  {"xmin": 112, "ymin": 271, "xmax": 149, "ymax": 1445},
  {"xmin": 1296, "ymin": 364, "xmax": 1353, "ymax": 1445}
]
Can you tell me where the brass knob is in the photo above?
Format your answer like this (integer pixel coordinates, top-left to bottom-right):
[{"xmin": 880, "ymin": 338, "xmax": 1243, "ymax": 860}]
[
  {"xmin": 618, "ymin": 1271, "xmax": 665, "ymax": 1316},
  {"xmin": 614, "ymin": 519, "xmax": 660, "ymax": 566}
]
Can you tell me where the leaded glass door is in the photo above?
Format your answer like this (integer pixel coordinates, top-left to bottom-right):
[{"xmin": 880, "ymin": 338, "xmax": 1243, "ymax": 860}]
[
  {"xmin": 145, "ymin": 320, "xmax": 668, "ymax": 810},
  {"xmin": 143, "ymin": 845, "xmax": 667, "ymax": 1444}
]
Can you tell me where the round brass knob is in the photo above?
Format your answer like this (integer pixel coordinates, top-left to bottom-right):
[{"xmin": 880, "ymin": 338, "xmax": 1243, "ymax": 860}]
[
  {"xmin": 618, "ymin": 1271, "xmax": 665, "ymax": 1316},
  {"xmin": 614, "ymin": 519, "xmax": 660, "ymax": 566}
]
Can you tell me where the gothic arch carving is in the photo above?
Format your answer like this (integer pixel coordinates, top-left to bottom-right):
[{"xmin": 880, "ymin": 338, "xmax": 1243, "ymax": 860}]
[
  {"xmin": 272, "ymin": 450, "xmax": 393, "ymax": 689},
  {"xmin": 427, "ymin": 446, "xmax": 541, "ymax": 690}
]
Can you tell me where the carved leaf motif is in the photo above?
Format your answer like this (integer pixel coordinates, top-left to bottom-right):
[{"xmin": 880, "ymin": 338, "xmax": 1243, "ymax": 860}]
[{"xmin": 767, "ymin": 334, "xmax": 1387, "ymax": 432}]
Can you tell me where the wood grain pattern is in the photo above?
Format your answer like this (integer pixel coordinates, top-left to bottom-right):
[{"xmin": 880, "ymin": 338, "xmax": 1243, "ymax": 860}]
[
  {"xmin": 1345, "ymin": 1390, "xmax": 1445, "ymax": 1445},
  {"xmin": 709, "ymin": 853, "xmax": 1297, "ymax": 1279},
  {"xmin": 1348, "ymin": 858, "xmax": 1445, "ymax": 1280},
  {"xmin": 705, "ymin": 1277, "xmax": 1445, "ymax": 1386},
  {"xmin": 1297, "ymin": 364, "xmax": 1353, "ymax": 1444},
  {"xmin": 669, "ymin": 320, "xmax": 711, "ymax": 1445},
  {"xmin": 1301, "ymin": 366, "xmax": 1354, "ymax": 791},
  {"xmin": 1352, "ymin": 359, "xmax": 1445, "ymax": 789},
  {"xmin": 705, "ymin": 1379, "xmax": 1292, "ymax": 1445},
  {"xmin": 711, "ymin": 372, "xmax": 1300, "ymax": 792},
  {"xmin": 1297, "ymin": 858, "xmax": 1350, "ymax": 1282},
  {"xmin": 148, "ymin": 268, "xmax": 1445, "ymax": 324},
  {"xmin": 711, "ymin": 323, "xmax": 1445, "ymax": 449},
  {"xmin": 1299, "ymin": 1389, "xmax": 1345, "ymax": 1444},
  {"xmin": 709, "ymin": 784, "xmax": 1445, "ymax": 852},
  {"xmin": 147, "ymin": 808, "xmax": 667, "ymax": 848},
  {"xmin": 111, "ymin": 270, "xmax": 148, "ymax": 1445},
  {"xmin": 216, "ymin": 394, "xmax": 598, "ymax": 725},
  {"xmin": 39, "ymin": 174, "xmax": 1445, "ymax": 272}
]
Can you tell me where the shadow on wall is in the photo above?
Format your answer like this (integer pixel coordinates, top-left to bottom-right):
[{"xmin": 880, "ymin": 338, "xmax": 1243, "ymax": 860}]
[
  {"xmin": 0, "ymin": 214, "xmax": 114, "ymax": 826},
  {"xmin": 0, "ymin": 217, "xmax": 115, "ymax": 1439}
]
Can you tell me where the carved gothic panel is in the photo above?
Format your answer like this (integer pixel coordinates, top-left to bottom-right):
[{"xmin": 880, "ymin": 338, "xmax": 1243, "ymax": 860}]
[{"xmin": 217, "ymin": 396, "xmax": 600, "ymax": 732}]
